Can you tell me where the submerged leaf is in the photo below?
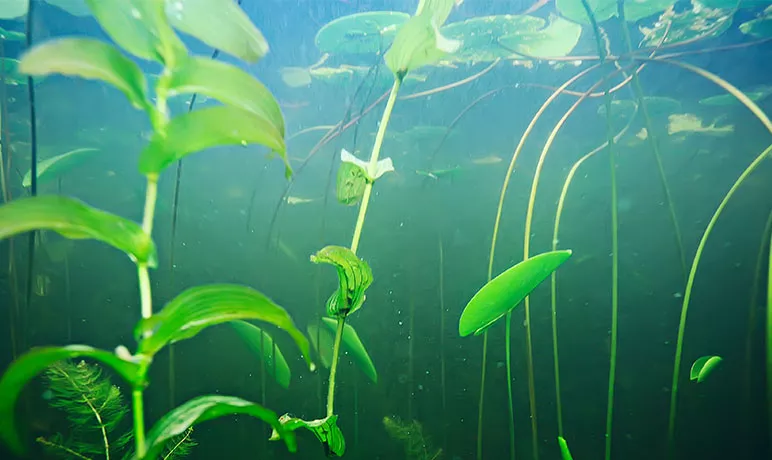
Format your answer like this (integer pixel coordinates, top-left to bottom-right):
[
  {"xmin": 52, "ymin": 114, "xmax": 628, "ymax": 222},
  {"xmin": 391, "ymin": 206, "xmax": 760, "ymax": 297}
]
[
  {"xmin": 311, "ymin": 246, "xmax": 373, "ymax": 318},
  {"xmin": 558, "ymin": 436, "xmax": 574, "ymax": 460},
  {"xmin": 0, "ymin": 0, "xmax": 27, "ymax": 19},
  {"xmin": 690, "ymin": 355, "xmax": 722, "ymax": 383},
  {"xmin": 0, "ymin": 195, "xmax": 157, "ymax": 267},
  {"xmin": 385, "ymin": 9, "xmax": 461, "ymax": 77},
  {"xmin": 269, "ymin": 413, "xmax": 345, "ymax": 457},
  {"xmin": 135, "ymin": 284, "xmax": 314, "ymax": 371},
  {"xmin": 640, "ymin": 4, "xmax": 733, "ymax": 46},
  {"xmin": 231, "ymin": 321, "xmax": 291, "ymax": 389},
  {"xmin": 336, "ymin": 160, "xmax": 368, "ymax": 206},
  {"xmin": 459, "ymin": 250, "xmax": 573, "ymax": 336},
  {"xmin": 739, "ymin": 5, "xmax": 772, "ymax": 38},
  {"xmin": 23, "ymin": 148, "xmax": 100, "ymax": 187},
  {"xmin": 18, "ymin": 38, "xmax": 150, "ymax": 111},
  {"xmin": 321, "ymin": 317, "xmax": 377, "ymax": 383}
]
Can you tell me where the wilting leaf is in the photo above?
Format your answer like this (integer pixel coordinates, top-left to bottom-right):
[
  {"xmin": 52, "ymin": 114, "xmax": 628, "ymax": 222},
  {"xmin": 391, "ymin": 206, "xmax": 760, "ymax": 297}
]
[
  {"xmin": 269, "ymin": 414, "xmax": 345, "ymax": 457},
  {"xmin": 135, "ymin": 395, "xmax": 295, "ymax": 460},
  {"xmin": 310, "ymin": 246, "xmax": 373, "ymax": 318},
  {"xmin": 137, "ymin": 106, "xmax": 288, "ymax": 177},
  {"xmin": 167, "ymin": 57, "xmax": 285, "ymax": 136},
  {"xmin": 23, "ymin": 148, "xmax": 100, "ymax": 188},
  {"xmin": 0, "ymin": 345, "xmax": 143, "ymax": 455},
  {"xmin": 85, "ymin": 0, "xmax": 186, "ymax": 64},
  {"xmin": 164, "ymin": 0, "xmax": 268, "ymax": 62},
  {"xmin": 279, "ymin": 66, "xmax": 312, "ymax": 87},
  {"xmin": 321, "ymin": 317, "xmax": 377, "ymax": 383},
  {"xmin": 558, "ymin": 436, "xmax": 574, "ymax": 460},
  {"xmin": 690, "ymin": 355, "xmax": 722, "ymax": 383},
  {"xmin": 314, "ymin": 11, "xmax": 411, "ymax": 55},
  {"xmin": 19, "ymin": 38, "xmax": 150, "ymax": 110},
  {"xmin": 135, "ymin": 284, "xmax": 313, "ymax": 371},
  {"xmin": 0, "ymin": 195, "xmax": 157, "ymax": 267},
  {"xmin": 459, "ymin": 250, "xmax": 573, "ymax": 336},
  {"xmin": 231, "ymin": 321, "xmax": 291, "ymax": 389}
]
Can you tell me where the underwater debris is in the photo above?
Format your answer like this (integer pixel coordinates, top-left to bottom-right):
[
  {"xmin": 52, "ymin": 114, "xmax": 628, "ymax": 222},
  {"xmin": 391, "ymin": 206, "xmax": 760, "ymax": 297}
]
[
  {"xmin": 667, "ymin": 113, "xmax": 734, "ymax": 136},
  {"xmin": 383, "ymin": 415, "xmax": 442, "ymax": 460}
]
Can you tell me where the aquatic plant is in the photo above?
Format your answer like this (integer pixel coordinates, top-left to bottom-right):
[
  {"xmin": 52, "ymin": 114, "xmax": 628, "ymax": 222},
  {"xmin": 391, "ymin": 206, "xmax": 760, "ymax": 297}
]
[
  {"xmin": 0, "ymin": 1, "xmax": 316, "ymax": 459},
  {"xmin": 383, "ymin": 415, "xmax": 442, "ymax": 460}
]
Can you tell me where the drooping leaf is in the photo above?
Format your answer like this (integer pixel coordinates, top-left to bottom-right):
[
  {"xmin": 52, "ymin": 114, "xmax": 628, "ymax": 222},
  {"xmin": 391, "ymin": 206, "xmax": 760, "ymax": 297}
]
[
  {"xmin": 459, "ymin": 250, "xmax": 573, "ymax": 336},
  {"xmin": 314, "ymin": 11, "xmax": 411, "ymax": 55},
  {"xmin": 321, "ymin": 317, "xmax": 377, "ymax": 383},
  {"xmin": 0, "ymin": 195, "xmax": 157, "ymax": 267},
  {"xmin": 0, "ymin": 346, "xmax": 144, "ymax": 455},
  {"xmin": 23, "ymin": 148, "xmax": 100, "ymax": 188},
  {"xmin": 164, "ymin": 0, "xmax": 268, "ymax": 62},
  {"xmin": 45, "ymin": 0, "xmax": 92, "ymax": 17},
  {"xmin": 310, "ymin": 246, "xmax": 373, "ymax": 318},
  {"xmin": 279, "ymin": 66, "xmax": 312, "ymax": 87},
  {"xmin": 135, "ymin": 284, "xmax": 313, "ymax": 371},
  {"xmin": 85, "ymin": 0, "xmax": 187, "ymax": 64},
  {"xmin": 167, "ymin": 57, "xmax": 285, "ymax": 136},
  {"xmin": 0, "ymin": 0, "xmax": 27, "ymax": 19},
  {"xmin": 690, "ymin": 355, "xmax": 722, "ymax": 383},
  {"xmin": 231, "ymin": 320, "xmax": 291, "ymax": 389},
  {"xmin": 137, "ymin": 106, "xmax": 289, "ymax": 177},
  {"xmin": 18, "ymin": 38, "xmax": 151, "ymax": 111},
  {"xmin": 135, "ymin": 395, "xmax": 295, "ymax": 460},
  {"xmin": 558, "ymin": 436, "xmax": 574, "ymax": 460},
  {"xmin": 269, "ymin": 413, "xmax": 345, "ymax": 457}
]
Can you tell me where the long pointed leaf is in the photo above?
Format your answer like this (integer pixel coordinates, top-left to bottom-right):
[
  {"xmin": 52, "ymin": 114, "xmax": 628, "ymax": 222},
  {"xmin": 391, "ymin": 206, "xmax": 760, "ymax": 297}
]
[
  {"xmin": 321, "ymin": 318, "xmax": 377, "ymax": 383},
  {"xmin": 0, "ymin": 195, "xmax": 157, "ymax": 267},
  {"xmin": 23, "ymin": 148, "xmax": 100, "ymax": 187},
  {"xmin": 135, "ymin": 284, "xmax": 313, "ymax": 371},
  {"xmin": 231, "ymin": 321, "xmax": 291, "ymax": 389},
  {"xmin": 0, "ymin": 346, "xmax": 143, "ymax": 455}
]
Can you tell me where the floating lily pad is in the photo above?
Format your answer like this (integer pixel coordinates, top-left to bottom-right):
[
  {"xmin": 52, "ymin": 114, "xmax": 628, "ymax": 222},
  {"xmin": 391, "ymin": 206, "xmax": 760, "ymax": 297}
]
[
  {"xmin": 640, "ymin": 4, "xmax": 733, "ymax": 46},
  {"xmin": 739, "ymin": 5, "xmax": 772, "ymax": 38},
  {"xmin": 699, "ymin": 0, "xmax": 769, "ymax": 8},
  {"xmin": 315, "ymin": 11, "xmax": 410, "ymax": 55},
  {"xmin": 442, "ymin": 14, "xmax": 545, "ymax": 63},
  {"xmin": 499, "ymin": 15, "xmax": 582, "ymax": 58},
  {"xmin": 556, "ymin": 0, "xmax": 674, "ymax": 24},
  {"xmin": 45, "ymin": 0, "xmax": 91, "ymax": 16},
  {"xmin": 280, "ymin": 67, "xmax": 312, "ymax": 87},
  {"xmin": 690, "ymin": 355, "xmax": 722, "ymax": 383}
]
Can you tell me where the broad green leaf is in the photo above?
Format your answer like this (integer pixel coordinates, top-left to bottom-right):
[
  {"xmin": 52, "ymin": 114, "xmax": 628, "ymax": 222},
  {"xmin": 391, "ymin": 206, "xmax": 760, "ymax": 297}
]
[
  {"xmin": 135, "ymin": 284, "xmax": 313, "ymax": 371},
  {"xmin": 442, "ymin": 14, "xmax": 545, "ymax": 63},
  {"xmin": 499, "ymin": 15, "xmax": 582, "ymax": 58},
  {"xmin": 739, "ymin": 5, "xmax": 772, "ymax": 38},
  {"xmin": 385, "ymin": 5, "xmax": 461, "ymax": 77},
  {"xmin": 555, "ymin": 0, "xmax": 673, "ymax": 24},
  {"xmin": 167, "ymin": 57, "xmax": 284, "ymax": 136},
  {"xmin": 321, "ymin": 317, "xmax": 377, "ymax": 383},
  {"xmin": 307, "ymin": 322, "xmax": 335, "ymax": 368},
  {"xmin": 137, "ymin": 105, "xmax": 289, "ymax": 177},
  {"xmin": 690, "ymin": 355, "xmax": 722, "ymax": 383},
  {"xmin": 45, "ymin": 0, "xmax": 92, "ymax": 16},
  {"xmin": 0, "ymin": 0, "xmax": 27, "ymax": 19},
  {"xmin": 136, "ymin": 395, "xmax": 296, "ymax": 460},
  {"xmin": 18, "ymin": 38, "xmax": 150, "ymax": 111},
  {"xmin": 23, "ymin": 148, "xmax": 100, "ymax": 188},
  {"xmin": 269, "ymin": 414, "xmax": 345, "ymax": 457},
  {"xmin": 231, "ymin": 320, "xmax": 291, "ymax": 389},
  {"xmin": 310, "ymin": 246, "xmax": 373, "ymax": 318},
  {"xmin": 459, "ymin": 250, "xmax": 573, "ymax": 336},
  {"xmin": 85, "ymin": 0, "xmax": 187, "ymax": 65},
  {"xmin": 0, "ymin": 195, "xmax": 157, "ymax": 267},
  {"xmin": 0, "ymin": 345, "xmax": 143, "ymax": 455},
  {"xmin": 314, "ymin": 11, "xmax": 411, "ymax": 54},
  {"xmin": 164, "ymin": 0, "xmax": 268, "ymax": 62},
  {"xmin": 336, "ymin": 160, "xmax": 368, "ymax": 206},
  {"xmin": 0, "ymin": 26, "xmax": 25, "ymax": 41}
]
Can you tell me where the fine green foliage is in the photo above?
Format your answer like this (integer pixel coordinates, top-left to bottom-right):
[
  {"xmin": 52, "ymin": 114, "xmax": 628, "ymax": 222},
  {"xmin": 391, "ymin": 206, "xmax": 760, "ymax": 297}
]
[
  {"xmin": 134, "ymin": 284, "xmax": 313, "ymax": 371},
  {"xmin": 269, "ymin": 413, "xmax": 344, "ymax": 457},
  {"xmin": 690, "ymin": 356, "xmax": 723, "ymax": 383},
  {"xmin": 0, "ymin": 346, "xmax": 144, "ymax": 455},
  {"xmin": 558, "ymin": 436, "xmax": 574, "ymax": 460},
  {"xmin": 230, "ymin": 321, "xmax": 292, "ymax": 389},
  {"xmin": 137, "ymin": 396, "xmax": 296, "ymax": 460},
  {"xmin": 311, "ymin": 246, "xmax": 373, "ymax": 318},
  {"xmin": 39, "ymin": 360, "xmax": 133, "ymax": 459},
  {"xmin": 18, "ymin": 38, "xmax": 151, "ymax": 111},
  {"xmin": 0, "ymin": 195, "xmax": 158, "ymax": 268},
  {"xmin": 459, "ymin": 250, "xmax": 573, "ymax": 336},
  {"xmin": 23, "ymin": 148, "xmax": 100, "ymax": 187},
  {"xmin": 382, "ymin": 415, "xmax": 442, "ymax": 460}
]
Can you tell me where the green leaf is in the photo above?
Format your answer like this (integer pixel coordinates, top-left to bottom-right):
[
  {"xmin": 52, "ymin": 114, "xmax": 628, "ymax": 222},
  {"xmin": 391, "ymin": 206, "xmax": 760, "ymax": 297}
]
[
  {"xmin": 459, "ymin": 250, "xmax": 573, "ymax": 336},
  {"xmin": 314, "ymin": 11, "xmax": 411, "ymax": 55},
  {"xmin": 19, "ymin": 38, "xmax": 150, "ymax": 111},
  {"xmin": 555, "ymin": 0, "xmax": 673, "ymax": 24},
  {"xmin": 45, "ymin": 0, "xmax": 92, "ymax": 17},
  {"xmin": 0, "ymin": 26, "xmax": 25, "ymax": 41},
  {"xmin": 336, "ymin": 159, "xmax": 368, "ymax": 206},
  {"xmin": 499, "ymin": 15, "xmax": 582, "ymax": 58},
  {"xmin": 310, "ymin": 246, "xmax": 373, "ymax": 318},
  {"xmin": 135, "ymin": 284, "xmax": 314, "ymax": 371},
  {"xmin": 640, "ymin": 4, "xmax": 733, "ymax": 47},
  {"xmin": 164, "ymin": 0, "xmax": 269, "ymax": 62},
  {"xmin": 321, "ymin": 317, "xmax": 377, "ymax": 383},
  {"xmin": 269, "ymin": 414, "xmax": 345, "ymax": 457},
  {"xmin": 690, "ymin": 355, "xmax": 722, "ymax": 383},
  {"xmin": 0, "ymin": 0, "xmax": 27, "ymax": 19},
  {"xmin": 136, "ymin": 395, "xmax": 296, "ymax": 460},
  {"xmin": 0, "ymin": 346, "xmax": 144, "ymax": 455},
  {"xmin": 0, "ymin": 195, "xmax": 157, "ymax": 267},
  {"xmin": 167, "ymin": 57, "xmax": 284, "ymax": 136},
  {"xmin": 739, "ymin": 5, "xmax": 772, "ymax": 38},
  {"xmin": 307, "ymin": 322, "xmax": 335, "ymax": 368},
  {"xmin": 558, "ymin": 436, "xmax": 574, "ymax": 460},
  {"xmin": 137, "ymin": 105, "xmax": 289, "ymax": 177},
  {"xmin": 23, "ymin": 148, "xmax": 100, "ymax": 188},
  {"xmin": 231, "ymin": 320, "xmax": 291, "ymax": 389},
  {"xmin": 85, "ymin": 0, "xmax": 187, "ymax": 64}
]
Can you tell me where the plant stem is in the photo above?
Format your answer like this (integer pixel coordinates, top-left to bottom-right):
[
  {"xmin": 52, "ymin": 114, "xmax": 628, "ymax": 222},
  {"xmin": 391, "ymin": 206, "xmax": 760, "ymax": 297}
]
[
  {"xmin": 326, "ymin": 316, "xmax": 346, "ymax": 417},
  {"xmin": 132, "ymin": 388, "xmax": 146, "ymax": 456},
  {"xmin": 476, "ymin": 332, "xmax": 488, "ymax": 460},
  {"xmin": 505, "ymin": 312, "xmax": 515, "ymax": 460},
  {"xmin": 767, "ymin": 215, "xmax": 772, "ymax": 451}
]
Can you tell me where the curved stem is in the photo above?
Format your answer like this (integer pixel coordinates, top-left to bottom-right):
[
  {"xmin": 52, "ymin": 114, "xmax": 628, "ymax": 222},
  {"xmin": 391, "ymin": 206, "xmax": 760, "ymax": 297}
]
[{"xmin": 398, "ymin": 59, "xmax": 500, "ymax": 101}]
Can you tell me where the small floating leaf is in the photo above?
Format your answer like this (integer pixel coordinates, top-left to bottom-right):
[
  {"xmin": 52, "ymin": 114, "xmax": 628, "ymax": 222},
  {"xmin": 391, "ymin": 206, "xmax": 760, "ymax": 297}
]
[
  {"xmin": 311, "ymin": 246, "xmax": 373, "ymax": 318},
  {"xmin": 280, "ymin": 66, "xmax": 312, "ymax": 87},
  {"xmin": 321, "ymin": 317, "xmax": 377, "ymax": 383},
  {"xmin": 18, "ymin": 38, "xmax": 150, "ymax": 111},
  {"xmin": 0, "ymin": 345, "xmax": 143, "ymax": 455},
  {"xmin": 459, "ymin": 250, "xmax": 573, "ymax": 336},
  {"xmin": 269, "ymin": 414, "xmax": 345, "ymax": 457},
  {"xmin": 315, "ymin": 11, "xmax": 411, "ymax": 55},
  {"xmin": 231, "ymin": 320, "xmax": 291, "ymax": 389},
  {"xmin": 136, "ymin": 395, "xmax": 296, "ymax": 460},
  {"xmin": 690, "ymin": 355, "xmax": 722, "ymax": 383},
  {"xmin": 555, "ymin": 0, "xmax": 673, "ymax": 24},
  {"xmin": 23, "ymin": 148, "xmax": 100, "ymax": 187},
  {"xmin": 558, "ymin": 436, "xmax": 574, "ymax": 460},
  {"xmin": 0, "ymin": 195, "xmax": 157, "ymax": 267},
  {"xmin": 135, "ymin": 284, "xmax": 313, "ymax": 371},
  {"xmin": 137, "ymin": 106, "xmax": 288, "ymax": 177}
]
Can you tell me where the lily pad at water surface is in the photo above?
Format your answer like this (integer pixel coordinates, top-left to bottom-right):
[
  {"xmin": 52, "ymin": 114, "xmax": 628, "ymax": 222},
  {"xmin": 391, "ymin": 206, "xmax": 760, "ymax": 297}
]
[{"xmin": 315, "ymin": 11, "xmax": 411, "ymax": 54}]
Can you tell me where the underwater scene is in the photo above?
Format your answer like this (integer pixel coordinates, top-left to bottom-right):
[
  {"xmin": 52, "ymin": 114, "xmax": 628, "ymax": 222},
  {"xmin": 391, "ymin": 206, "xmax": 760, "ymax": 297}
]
[{"xmin": 0, "ymin": 0, "xmax": 771, "ymax": 459}]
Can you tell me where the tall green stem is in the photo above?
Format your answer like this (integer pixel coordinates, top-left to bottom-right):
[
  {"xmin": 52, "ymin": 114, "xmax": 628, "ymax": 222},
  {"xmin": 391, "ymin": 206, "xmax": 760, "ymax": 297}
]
[
  {"xmin": 132, "ymin": 388, "xmax": 146, "ymax": 456},
  {"xmin": 767, "ymin": 214, "xmax": 772, "ymax": 449},
  {"xmin": 326, "ymin": 317, "xmax": 346, "ymax": 417},
  {"xmin": 505, "ymin": 313, "xmax": 515, "ymax": 460}
]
